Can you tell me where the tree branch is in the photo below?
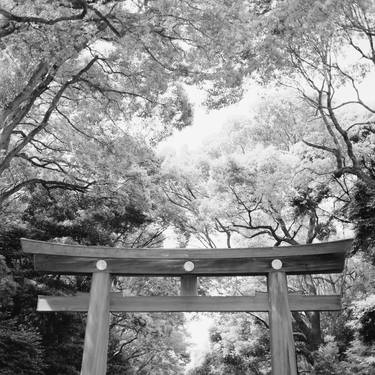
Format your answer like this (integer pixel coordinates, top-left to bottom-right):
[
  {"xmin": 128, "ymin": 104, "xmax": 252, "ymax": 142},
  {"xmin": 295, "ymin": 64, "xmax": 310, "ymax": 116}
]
[
  {"xmin": 0, "ymin": 56, "xmax": 98, "ymax": 177},
  {"xmin": 0, "ymin": 1, "xmax": 87, "ymax": 27},
  {"xmin": 0, "ymin": 178, "xmax": 93, "ymax": 204}
]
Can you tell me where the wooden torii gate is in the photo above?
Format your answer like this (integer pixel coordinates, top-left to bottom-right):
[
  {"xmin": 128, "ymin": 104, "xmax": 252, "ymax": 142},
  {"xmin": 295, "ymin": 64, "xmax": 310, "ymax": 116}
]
[{"xmin": 21, "ymin": 238, "xmax": 352, "ymax": 375}]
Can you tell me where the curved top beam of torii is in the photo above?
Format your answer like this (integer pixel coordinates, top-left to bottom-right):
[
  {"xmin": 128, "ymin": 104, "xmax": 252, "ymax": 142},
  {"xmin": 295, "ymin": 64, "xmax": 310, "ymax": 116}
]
[{"xmin": 21, "ymin": 238, "xmax": 352, "ymax": 276}]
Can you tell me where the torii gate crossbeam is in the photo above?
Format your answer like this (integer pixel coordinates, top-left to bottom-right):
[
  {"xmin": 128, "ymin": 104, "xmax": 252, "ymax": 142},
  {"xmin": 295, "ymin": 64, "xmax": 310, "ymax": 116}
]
[{"xmin": 21, "ymin": 238, "xmax": 352, "ymax": 375}]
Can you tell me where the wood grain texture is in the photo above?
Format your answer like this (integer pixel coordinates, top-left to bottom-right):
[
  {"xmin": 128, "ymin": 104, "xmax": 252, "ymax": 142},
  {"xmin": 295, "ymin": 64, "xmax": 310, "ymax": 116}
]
[
  {"xmin": 181, "ymin": 275, "xmax": 198, "ymax": 296},
  {"xmin": 80, "ymin": 272, "xmax": 110, "ymax": 375},
  {"xmin": 268, "ymin": 271, "xmax": 298, "ymax": 375},
  {"xmin": 32, "ymin": 250, "xmax": 347, "ymax": 275},
  {"xmin": 22, "ymin": 238, "xmax": 352, "ymax": 259},
  {"xmin": 37, "ymin": 294, "xmax": 341, "ymax": 312}
]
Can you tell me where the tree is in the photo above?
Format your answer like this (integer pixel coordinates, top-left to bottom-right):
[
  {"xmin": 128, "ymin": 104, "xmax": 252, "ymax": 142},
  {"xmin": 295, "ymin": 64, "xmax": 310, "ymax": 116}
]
[
  {"xmin": 0, "ymin": 213, "xmax": 86, "ymax": 375},
  {"xmin": 0, "ymin": 139, "xmax": 185, "ymax": 374},
  {"xmin": 0, "ymin": 322, "xmax": 45, "ymax": 375},
  {"xmin": 311, "ymin": 292, "xmax": 375, "ymax": 375},
  {"xmin": 248, "ymin": 0, "xmax": 375, "ymax": 188},
  {"xmin": 160, "ymin": 89, "xmax": 347, "ymax": 247},
  {"xmin": 188, "ymin": 313, "xmax": 270, "ymax": 375},
  {"xmin": 0, "ymin": 190, "xmax": 187, "ymax": 374},
  {"xmin": 223, "ymin": 0, "xmax": 375, "ymax": 262},
  {"xmin": 0, "ymin": 0, "xmax": 260, "ymax": 206},
  {"xmin": 160, "ymin": 94, "xmax": 355, "ymax": 367},
  {"xmin": 348, "ymin": 181, "xmax": 375, "ymax": 262}
]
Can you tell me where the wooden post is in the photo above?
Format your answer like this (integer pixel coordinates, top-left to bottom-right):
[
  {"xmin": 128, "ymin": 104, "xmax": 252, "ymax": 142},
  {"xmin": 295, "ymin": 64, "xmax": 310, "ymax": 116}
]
[
  {"xmin": 81, "ymin": 270, "xmax": 111, "ymax": 375},
  {"xmin": 181, "ymin": 275, "xmax": 198, "ymax": 296},
  {"xmin": 268, "ymin": 271, "xmax": 297, "ymax": 375}
]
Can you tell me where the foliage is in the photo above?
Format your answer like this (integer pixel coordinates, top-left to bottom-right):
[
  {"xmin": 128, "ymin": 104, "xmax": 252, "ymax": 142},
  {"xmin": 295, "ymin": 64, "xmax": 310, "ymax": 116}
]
[
  {"xmin": 159, "ymin": 77, "xmax": 374, "ymax": 370},
  {"xmin": 0, "ymin": 204, "xmax": 86, "ymax": 375},
  {"xmin": 311, "ymin": 294, "xmax": 375, "ymax": 375},
  {"xmin": 0, "ymin": 173, "xmax": 186, "ymax": 374},
  {"xmin": 160, "ymin": 89, "xmax": 346, "ymax": 249},
  {"xmin": 188, "ymin": 313, "xmax": 270, "ymax": 375},
  {"xmin": 109, "ymin": 312, "xmax": 187, "ymax": 374},
  {"xmin": 0, "ymin": 321, "xmax": 45, "ymax": 375},
  {"xmin": 0, "ymin": 0, "xmax": 258, "ymax": 205},
  {"xmin": 349, "ymin": 294, "xmax": 375, "ymax": 345},
  {"xmin": 311, "ymin": 339, "xmax": 346, "ymax": 375},
  {"xmin": 348, "ymin": 182, "xmax": 375, "ymax": 262},
  {"xmin": 249, "ymin": 0, "xmax": 375, "ymax": 189}
]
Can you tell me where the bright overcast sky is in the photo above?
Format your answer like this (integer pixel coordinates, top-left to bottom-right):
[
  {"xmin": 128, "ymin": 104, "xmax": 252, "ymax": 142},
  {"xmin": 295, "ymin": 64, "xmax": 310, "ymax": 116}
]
[{"xmin": 157, "ymin": 83, "xmax": 260, "ymax": 156}]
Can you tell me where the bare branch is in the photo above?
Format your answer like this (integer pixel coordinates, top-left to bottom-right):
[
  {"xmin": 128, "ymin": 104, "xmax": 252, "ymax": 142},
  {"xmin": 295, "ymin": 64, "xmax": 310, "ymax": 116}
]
[{"xmin": 0, "ymin": 1, "xmax": 87, "ymax": 27}]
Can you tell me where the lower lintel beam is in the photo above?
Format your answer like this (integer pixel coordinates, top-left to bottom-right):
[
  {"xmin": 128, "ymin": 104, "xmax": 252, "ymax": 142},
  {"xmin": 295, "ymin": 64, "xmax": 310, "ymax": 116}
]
[{"xmin": 37, "ymin": 294, "xmax": 341, "ymax": 313}]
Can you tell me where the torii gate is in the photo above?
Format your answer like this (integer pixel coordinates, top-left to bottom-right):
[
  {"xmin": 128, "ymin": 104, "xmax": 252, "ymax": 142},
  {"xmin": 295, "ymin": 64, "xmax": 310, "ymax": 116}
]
[{"xmin": 21, "ymin": 238, "xmax": 352, "ymax": 375}]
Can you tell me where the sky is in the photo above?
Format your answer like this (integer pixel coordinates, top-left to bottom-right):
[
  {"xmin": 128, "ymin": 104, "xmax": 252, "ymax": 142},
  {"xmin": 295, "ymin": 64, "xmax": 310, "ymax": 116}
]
[{"xmin": 157, "ymin": 83, "xmax": 260, "ymax": 156}]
